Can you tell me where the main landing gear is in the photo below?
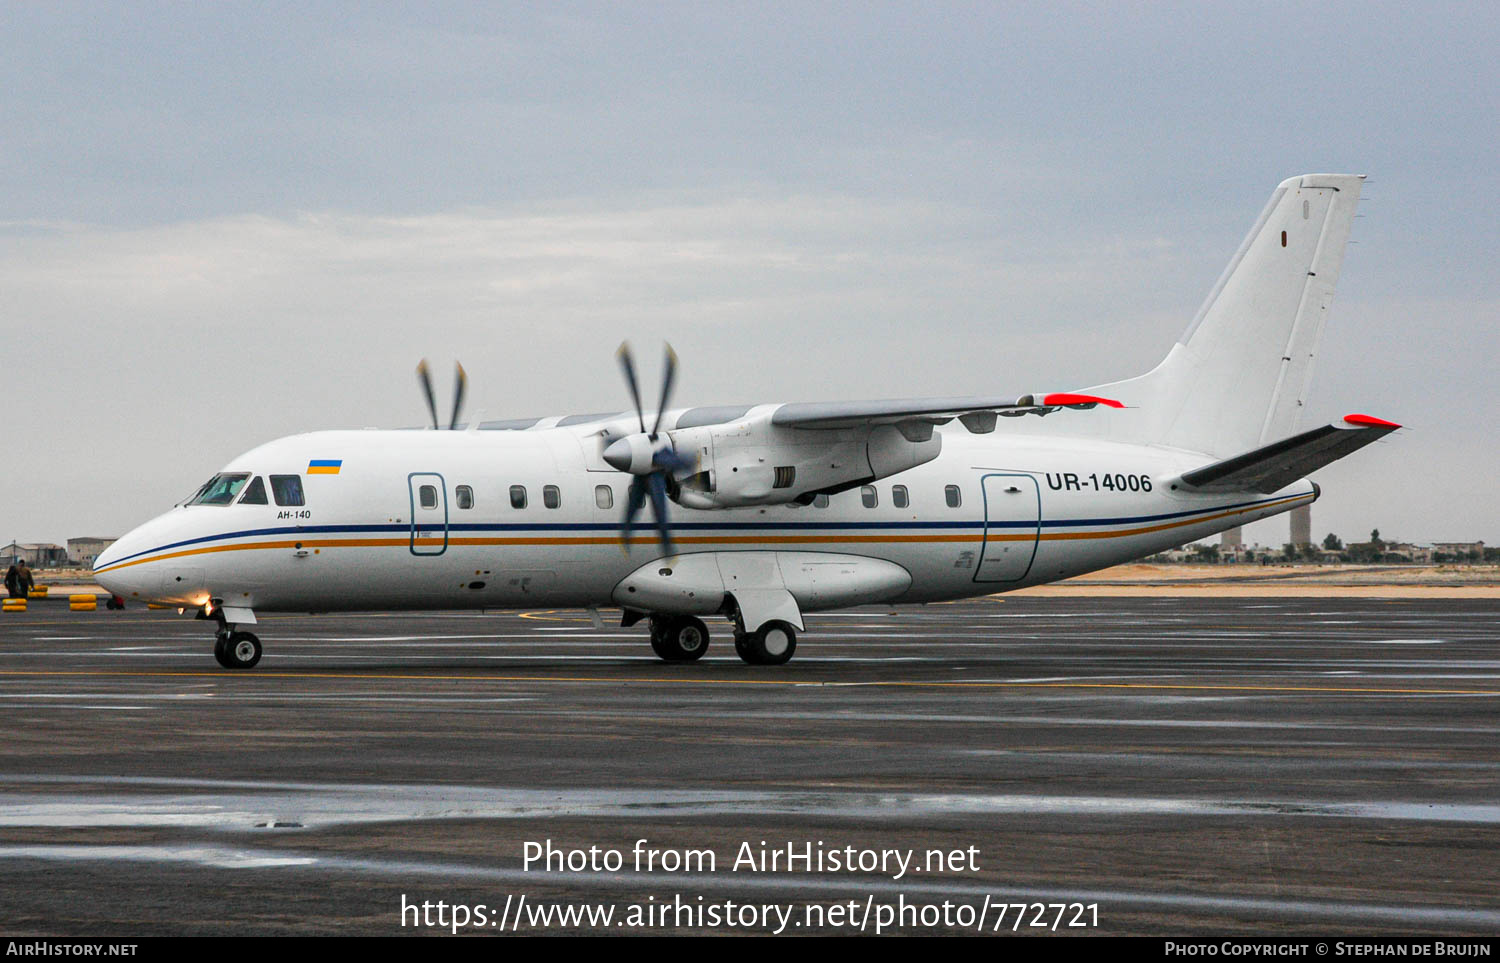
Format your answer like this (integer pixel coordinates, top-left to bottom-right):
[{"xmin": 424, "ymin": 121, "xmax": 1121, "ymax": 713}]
[
  {"xmin": 641, "ymin": 613, "xmax": 798, "ymax": 665},
  {"xmin": 734, "ymin": 619, "xmax": 797, "ymax": 666},
  {"xmin": 649, "ymin": 615, "xmax": 710, "ymax": 662}
]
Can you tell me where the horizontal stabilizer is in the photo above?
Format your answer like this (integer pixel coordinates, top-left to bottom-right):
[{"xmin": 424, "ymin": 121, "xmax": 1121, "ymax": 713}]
[{"xmin": 1172, "ymin": 414, "xmax": 1400, "ymax": 494}]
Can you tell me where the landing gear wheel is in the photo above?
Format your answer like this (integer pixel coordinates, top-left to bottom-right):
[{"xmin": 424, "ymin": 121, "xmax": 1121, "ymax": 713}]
[
  {"xmin": 737, "ymin": 620, "xmax": 797, "ymax": 666},
  {"xmin": 217, "ymin": 631, "xmax": 262, "ymax": 670},
  {"xmin": 649, "ymin": 615, "xmax": 709, "ymax": 662}
]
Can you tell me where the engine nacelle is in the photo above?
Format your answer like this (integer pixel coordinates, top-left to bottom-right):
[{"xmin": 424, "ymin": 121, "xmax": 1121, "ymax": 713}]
[{"xmin": 665, "ymin": 413, "xmax": 941, "ymax": 509}]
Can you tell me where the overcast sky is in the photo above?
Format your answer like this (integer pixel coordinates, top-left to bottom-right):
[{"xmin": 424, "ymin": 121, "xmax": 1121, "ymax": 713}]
[{"xmin": 3, "ymin": 1, "xmax": 1496, "ymax": 549}]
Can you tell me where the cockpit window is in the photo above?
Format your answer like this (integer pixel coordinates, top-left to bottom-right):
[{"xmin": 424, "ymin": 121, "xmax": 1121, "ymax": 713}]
[
  {"xmin": 187, "ymin": 473, "xmax": 250, "ymax": 506},
  {"xmin": 238, "ymin": 476, "xmax": 268, "ymax": 505},
  {"xmin": 270, "ymin": 475, "xmax": 305, "ymax": 507}
]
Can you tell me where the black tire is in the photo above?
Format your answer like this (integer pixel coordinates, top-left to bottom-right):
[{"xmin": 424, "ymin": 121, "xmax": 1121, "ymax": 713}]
[
  {"xmin": 213, "ymin": 634, "xmax": 234, "ymax": 668},
  {"xmin": 651, "ymin": 615, "xmax": 709, "ymax": 662},
  {"xmin": 733, "ymin": 632, "xmax": 754, "ymax": 663},
  {"xmin": 743, "ymin": 621, "xmax": 797, "ymax": 666},
  {"xmin": 648, "ymin": 617, "xmax": 671, "ymax": 659},
  {"xmin": 223, "ymin": 631, "xmax": 262, "ymax": 669}
]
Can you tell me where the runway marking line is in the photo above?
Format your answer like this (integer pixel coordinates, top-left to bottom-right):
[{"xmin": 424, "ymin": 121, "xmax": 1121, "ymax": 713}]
[{"xmin": 0, "ymin": 669, "xmax": 1495, "ymax": 697}]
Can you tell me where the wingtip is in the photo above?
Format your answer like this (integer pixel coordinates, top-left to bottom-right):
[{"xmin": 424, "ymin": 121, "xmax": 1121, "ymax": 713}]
[
  {"xmin": 1343, "ymin": 413, "xmax": 1401, "ymax": 429},
  {"xmin": 1043, "ymin": 392, "xmax": 1125, "ymax": 409}
]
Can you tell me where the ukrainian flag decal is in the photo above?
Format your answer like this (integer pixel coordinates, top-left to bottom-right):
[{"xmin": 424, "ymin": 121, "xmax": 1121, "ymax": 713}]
[{"xmin": 307, "ymin": 459, "xmax": 343, "ymax": 475}]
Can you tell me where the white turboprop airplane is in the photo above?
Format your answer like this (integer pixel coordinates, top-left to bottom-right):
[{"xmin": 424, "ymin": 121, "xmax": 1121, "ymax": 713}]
[{"xmin": 95, "ymin": 173, "xmax": 1397, "ymax": 670}]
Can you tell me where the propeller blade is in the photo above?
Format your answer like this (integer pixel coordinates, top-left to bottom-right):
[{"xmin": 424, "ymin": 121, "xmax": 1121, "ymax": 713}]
[
  {"xmin": 620, "ymin": 476, "xmax": 648, "ymax": 551},
  {"xmin": 416, "ymin": 359, "xmax": 439, "ymax": 430},
  {"xmin": 652, "ymin": 446, "xmax": 697, "ymax": 476},
  {"xmin": 650, "ymin": 342, "xmax": 678, "ymax": 438},
  {"xmin": 448, "ymin": 362, "xmax": 467, "ymax": 430},
  {"xmin": 647, "ymin": 472, "xmax": 674, "ymax": 555},
  {"xmin": 616, "ymin": 342, "xmax": 647, "ymax": 435}
]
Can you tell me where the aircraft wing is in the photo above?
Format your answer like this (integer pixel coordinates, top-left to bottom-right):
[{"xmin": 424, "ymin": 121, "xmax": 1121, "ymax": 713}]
[
  {"xmin": 1171, "ymin": 414, "xmax": 1401, "ymax": 494},
  {"xmin": 771, "ymin": 392, "xmax": 1123, "ymax": 433}
]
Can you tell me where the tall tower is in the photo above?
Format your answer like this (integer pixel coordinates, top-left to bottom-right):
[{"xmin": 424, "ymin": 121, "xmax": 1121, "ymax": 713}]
[
  {"xmin": 1290, "ymin": 504, "xmax": 1312, "ymax": 547},
  {"xmin": 1221, "ymin": 526, "xmax": 1243, "ymax": 549}
]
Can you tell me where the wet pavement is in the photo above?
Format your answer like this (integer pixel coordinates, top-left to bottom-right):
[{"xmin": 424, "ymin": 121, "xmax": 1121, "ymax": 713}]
[{"xmin": 0, "ymin": 597, "xmax": 1497, "ymax": 935}]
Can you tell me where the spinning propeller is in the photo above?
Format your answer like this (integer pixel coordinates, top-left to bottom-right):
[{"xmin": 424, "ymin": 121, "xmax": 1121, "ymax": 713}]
[
  {"xmin": 603, "ymin": 342, "xmax": 696, "ymax": 554},
  {"xmin": 416, "ymin": 360, "xmax": 467, "ymax": 430}
]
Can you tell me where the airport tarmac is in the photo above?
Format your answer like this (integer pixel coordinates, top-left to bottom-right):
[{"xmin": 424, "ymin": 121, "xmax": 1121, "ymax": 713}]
[{"xmin": 0, "ymin": 596, "xmax": 1497, "ymax": 936}]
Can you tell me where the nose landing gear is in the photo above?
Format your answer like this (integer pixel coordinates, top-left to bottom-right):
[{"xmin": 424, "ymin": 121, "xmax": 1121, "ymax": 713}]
[
  {"xmin": 214, "ymin": 629, "xmax": 262, "ymax": 670},
  {"xmin": 202, "ymin": 602, "xmax": 262, "ymax": 670}
]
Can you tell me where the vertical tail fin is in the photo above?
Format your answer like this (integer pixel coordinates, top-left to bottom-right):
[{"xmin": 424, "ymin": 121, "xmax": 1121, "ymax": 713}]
[{"xmin": 1089, "ymin": 174, "xmax": 1364, "ymax": 456}]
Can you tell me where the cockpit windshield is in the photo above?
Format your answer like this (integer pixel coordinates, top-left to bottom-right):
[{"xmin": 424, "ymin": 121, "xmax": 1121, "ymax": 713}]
[{"xmin": 187, "ymin": 473, "xmax": 250, "ymax": 506}]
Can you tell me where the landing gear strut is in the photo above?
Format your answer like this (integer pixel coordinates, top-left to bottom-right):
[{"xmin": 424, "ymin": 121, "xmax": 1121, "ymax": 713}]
[
  {"xmin": 649, "ymin": 615, "xmax": 710, "ymax": 662},
  {"xmin": 213, "ymin": 629, "xmax": 262, "ymax": 669}
]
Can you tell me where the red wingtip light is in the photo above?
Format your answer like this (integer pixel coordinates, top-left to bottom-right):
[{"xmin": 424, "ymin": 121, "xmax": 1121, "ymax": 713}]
[
  {"xmin": 1043, "ymin": 392, "xmax": 1125, "ymax": 409},
  {"xmin": 1343, "ymin": 413, "xmax": 1401, "ymax": 429}
]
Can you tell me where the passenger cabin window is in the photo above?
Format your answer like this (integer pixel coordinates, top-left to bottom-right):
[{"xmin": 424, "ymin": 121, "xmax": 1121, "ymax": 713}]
[
  {"xmin": 892, "ymin": 484, "xmax": 909, "ymax": 509},
  {"xmin": 595, "ymin": 485, "xmax": 613, "ymax": 510},
  {"xmin": 543, "ymin": 485, "xmax": 560, "ymax": 509},
  {"xmin": 455, "ymin": 485, "xmax": 474, "ymax": 510},
  {"xmin": 238, "ymin": 476, "xmax": 268, "ymax": 505},
  {"xmin": 270, "ymin": 475, "xmax": 305, "ymax": 507},
  {"xmin": 860, "ymin": 485, "xmax": 878, "ymax": 509},
  {"xmin": 945, "ymin": 484, "xmax": 962, "ymax": 508},
  {"xmin": 418, "ymin": 484, "xmax": 438, "ymax": 510},
  {"xmin": 510, "ymin": 485, "xmax": 528, "ymax": 509},
  {"xmin": 187, "ymin": 473, "xmax": 249, "ymax": 506}
]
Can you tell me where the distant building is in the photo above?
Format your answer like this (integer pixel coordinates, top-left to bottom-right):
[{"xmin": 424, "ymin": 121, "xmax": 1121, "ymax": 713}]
[
  {"xmin": 1221, "ymin": 526, "xmax": 1243, "ymax": 549},
  {"xmin": 1290, "ymin": 505, "xmax": 1312, "ymax": 547},
  {"xmin": 0, "ymin": 542, "xmax": 69, "ymax": 568},
  {"xmin": 1431, "ymin": 541, "xmax": 1485, "ymax": 561},
  {"xmin": 67, "ymin": 537, "xmax": 117, "ymax": 567},
  {"xmin": 1346, "ymin": 540, "xmax": 1432, "ymax": 564}
]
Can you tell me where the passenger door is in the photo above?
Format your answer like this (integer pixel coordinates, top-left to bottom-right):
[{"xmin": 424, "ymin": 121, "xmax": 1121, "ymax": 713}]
[
  {"xmin": 974, "ymin": 473, "xmax": 1040, "ymax": 582},
  {"xmin": 407, "ymin": 472, "xmax": 448, "ymax": 556}
]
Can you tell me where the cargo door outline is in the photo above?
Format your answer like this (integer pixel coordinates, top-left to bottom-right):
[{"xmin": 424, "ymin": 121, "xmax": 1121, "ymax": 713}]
[
  {"xmin": 407, "ymin": 472, "xmax": 449, "ymax": 556},
  {"xmin": 973, "ymin": 472, "xmax": 1040, "ymax": 583}
]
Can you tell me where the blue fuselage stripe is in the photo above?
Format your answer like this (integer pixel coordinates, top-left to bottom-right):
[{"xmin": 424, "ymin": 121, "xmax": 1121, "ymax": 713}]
[{"xmin": 94, "ymin": 492, "xmax": 1302, "ymax": 572}]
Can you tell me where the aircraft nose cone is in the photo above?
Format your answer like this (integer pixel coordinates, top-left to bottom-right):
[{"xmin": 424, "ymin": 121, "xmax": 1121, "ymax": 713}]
[
  {"xmin": 93, "ymin": 557, "xmax": 135, "ymax": 600},
  {"xmin": 92, "ymin": 521, "xmax": 157, "ymax": 600}
]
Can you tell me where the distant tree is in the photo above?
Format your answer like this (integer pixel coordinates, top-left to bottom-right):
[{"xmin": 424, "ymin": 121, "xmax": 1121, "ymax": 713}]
[
  {"xmin": 1191, "ymin": 543, "xmax": 1220, "ymax": 563},
  {"xmin": 1282, "ymin": 543, "xmax": 1298, "ymax": 562},
  {"xmin": 1322, "ymin": 532, "xmax": 1343, "ymax": 551}
]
